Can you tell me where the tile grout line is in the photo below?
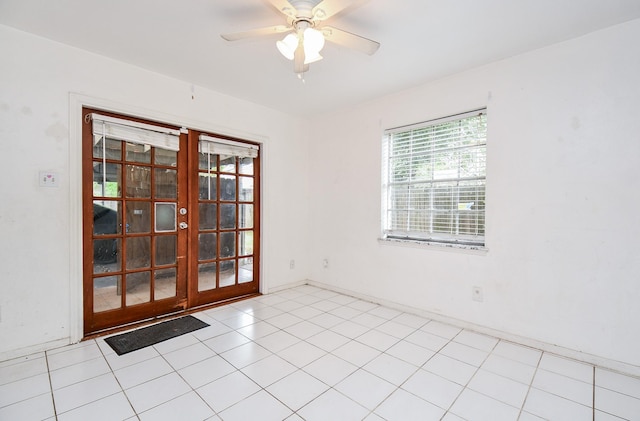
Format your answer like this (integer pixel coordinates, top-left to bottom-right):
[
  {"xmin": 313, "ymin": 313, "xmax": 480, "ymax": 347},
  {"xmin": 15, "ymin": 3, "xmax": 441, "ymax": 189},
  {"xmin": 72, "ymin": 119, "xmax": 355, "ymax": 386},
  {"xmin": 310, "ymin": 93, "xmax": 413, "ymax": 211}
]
[
  {"xmin": 186, "ymin": 327, "xmax": 234, "ymax": 419},
  {"xmin": 367, "ymin": 325, "xmax": 466, "ymax": 419},
  {"xmin": 277, "ymin": 292, "xmax": 405, "ymax": 419},
  {"xmin": 302, "ymin": 295, "xmax": 418, "ymax": 421},
  {"xmin": 427, "ymin": 337, "xmax": 465, "ymax": 420},
  {"xmin": 258, "ymin": 291, "xmax": 353, "ymax": 419},
  {"xmin": 207, "ymin": 294, "xmax": 325, "ymax": 418},
  {"xmin": 359, "ymin": 332, "xmax": 429, "ymax": 419},
  {"xmin": 516, "ymin": 347, "xmax": 544, "ymax": 420},
  {"xmin": 427, "ymin": 332, "xmax": 463, "ymax": 417},
  {"xmin": 226, "ymin": 291, "xmax": 371, "ymax": 419},
  {"xmin": 441, "ymin": 332, "xmax": 501, "ymax": 419},
  {"xmin": 43, "ymin": 349, "xmax": 59, "ymax": 421},
  {"xmin": 97, "ymin": 338, "xmax": 140, "ymax": 419},
  {"xmin": 149, "ymin": 339, "xmax": 207, "ymax": 417},
  {"xmin": 592, "ymin": 365, "xmax": 596, "ymax": 421}
]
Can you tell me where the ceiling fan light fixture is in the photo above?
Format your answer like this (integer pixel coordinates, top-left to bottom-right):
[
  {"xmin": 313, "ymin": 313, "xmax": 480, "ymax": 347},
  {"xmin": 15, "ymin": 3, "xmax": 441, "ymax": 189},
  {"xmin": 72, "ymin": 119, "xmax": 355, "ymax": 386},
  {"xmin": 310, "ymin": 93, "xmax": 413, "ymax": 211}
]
[
  {"xmin": 223, "ymin": 0, "xmax": 380, "ymax": 78},
  {"xmin": 276, "ymin": 33, "xmax": 298, "ymax": 60},
  {"xmin": 303, "ymin": 27, "xmax": 325, "ymax": 54},
  {"xmin": 304, "ymin": 51, "xmax": 323, "ymax": 64}
]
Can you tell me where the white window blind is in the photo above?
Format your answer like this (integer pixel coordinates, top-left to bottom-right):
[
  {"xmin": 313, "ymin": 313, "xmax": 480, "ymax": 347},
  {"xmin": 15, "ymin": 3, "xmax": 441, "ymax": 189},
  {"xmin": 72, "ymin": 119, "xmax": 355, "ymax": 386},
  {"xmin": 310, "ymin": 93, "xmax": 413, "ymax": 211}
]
[
  {"xmin": 92, "ymin": 113, "xmax": 181, "ymax": 151},
  {"xmin": 198, "ymin": 134, "xmax": 259, "ymax": 158},
  {"xmin": 382, "ymin": 109, "xmax": 487, "ymax": 246}
]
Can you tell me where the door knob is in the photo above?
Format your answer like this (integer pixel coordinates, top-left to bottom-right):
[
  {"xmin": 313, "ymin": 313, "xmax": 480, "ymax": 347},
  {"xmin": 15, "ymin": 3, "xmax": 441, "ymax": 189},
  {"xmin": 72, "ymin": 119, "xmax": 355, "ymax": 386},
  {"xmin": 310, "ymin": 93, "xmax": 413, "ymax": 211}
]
[{"xmin": 179, "ymin": 222, "xmax": 188, "ymax": 229}]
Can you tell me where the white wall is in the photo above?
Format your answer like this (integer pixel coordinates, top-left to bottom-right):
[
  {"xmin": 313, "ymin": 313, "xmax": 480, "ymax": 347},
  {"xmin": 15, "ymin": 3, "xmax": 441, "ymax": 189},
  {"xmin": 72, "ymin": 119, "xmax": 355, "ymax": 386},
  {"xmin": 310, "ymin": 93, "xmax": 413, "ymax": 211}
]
[
  {"xmin": 308, "ymin": 19, "xmax": 640, "ymax": 370},
  {"xmin": 2, "ymin": 17, "xmax": 640, "ymax": 373},
  {"xmin": 0, "ymin": 25, "xmax": 311, "ymax": 358}
]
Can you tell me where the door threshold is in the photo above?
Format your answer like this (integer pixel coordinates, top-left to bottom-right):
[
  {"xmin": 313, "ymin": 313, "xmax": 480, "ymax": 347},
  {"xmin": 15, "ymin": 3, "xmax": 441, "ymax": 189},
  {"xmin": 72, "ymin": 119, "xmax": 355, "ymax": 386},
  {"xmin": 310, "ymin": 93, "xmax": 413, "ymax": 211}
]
[{"xmin": 83, "ymin": 292, "xmax": 261, "ymax": 341}]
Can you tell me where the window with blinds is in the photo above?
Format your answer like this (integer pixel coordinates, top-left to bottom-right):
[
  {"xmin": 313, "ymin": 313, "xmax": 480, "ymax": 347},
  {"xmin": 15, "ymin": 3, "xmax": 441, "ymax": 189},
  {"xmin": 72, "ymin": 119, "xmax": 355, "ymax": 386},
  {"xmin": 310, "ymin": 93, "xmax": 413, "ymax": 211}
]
[{"xmin": 382, "ymin": 109, "xmax": 487, "ymax": 246}]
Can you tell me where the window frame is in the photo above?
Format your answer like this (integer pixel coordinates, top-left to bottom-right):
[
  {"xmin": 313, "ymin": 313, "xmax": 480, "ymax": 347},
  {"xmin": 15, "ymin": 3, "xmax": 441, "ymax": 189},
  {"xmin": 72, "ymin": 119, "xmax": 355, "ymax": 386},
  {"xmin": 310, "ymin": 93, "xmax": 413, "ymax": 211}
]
[{"xmin": 381, "ymin": 109, "xmax": 488, "ymax": 249}]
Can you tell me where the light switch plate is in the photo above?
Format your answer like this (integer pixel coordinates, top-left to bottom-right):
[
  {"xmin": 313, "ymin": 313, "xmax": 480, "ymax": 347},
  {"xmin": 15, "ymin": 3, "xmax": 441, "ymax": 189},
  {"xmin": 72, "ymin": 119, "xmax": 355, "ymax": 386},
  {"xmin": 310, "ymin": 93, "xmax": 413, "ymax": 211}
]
[{"xmin": 39, "ymin": 171, "xmax": 59, "ymax": 187}]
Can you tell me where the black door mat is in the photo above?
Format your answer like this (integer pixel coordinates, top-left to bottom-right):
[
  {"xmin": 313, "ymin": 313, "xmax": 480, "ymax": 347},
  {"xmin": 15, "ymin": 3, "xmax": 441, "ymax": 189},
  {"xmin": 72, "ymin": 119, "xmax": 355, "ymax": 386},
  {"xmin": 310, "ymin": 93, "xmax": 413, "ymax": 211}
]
[{"xmin": 104, "ymin": 315, "xmax": 209, "ymax": 355}]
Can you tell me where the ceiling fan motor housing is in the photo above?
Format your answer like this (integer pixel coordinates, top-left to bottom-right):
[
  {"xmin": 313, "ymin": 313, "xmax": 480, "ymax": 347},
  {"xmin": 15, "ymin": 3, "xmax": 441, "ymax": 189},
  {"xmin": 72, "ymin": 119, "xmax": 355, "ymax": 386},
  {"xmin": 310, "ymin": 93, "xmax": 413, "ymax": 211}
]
[{"xmin": 286, "ymin": 0, "xmax": 323, "ymax": 23}]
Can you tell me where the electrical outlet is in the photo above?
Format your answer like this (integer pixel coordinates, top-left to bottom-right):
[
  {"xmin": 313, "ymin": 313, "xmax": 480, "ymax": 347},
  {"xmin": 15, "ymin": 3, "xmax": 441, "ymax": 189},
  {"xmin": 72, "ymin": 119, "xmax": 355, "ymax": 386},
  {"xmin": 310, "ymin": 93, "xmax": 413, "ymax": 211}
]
[
  {"xmin": 322, "ymin": 259, "xmax": 329, "ymax": 269},
  {"xmin": 472, "ymin": 286, "xmax": 484, "ymax": 302},
  {"xmin": 289, "ymin": 259, "xmax": 295, "ymax": 269}
]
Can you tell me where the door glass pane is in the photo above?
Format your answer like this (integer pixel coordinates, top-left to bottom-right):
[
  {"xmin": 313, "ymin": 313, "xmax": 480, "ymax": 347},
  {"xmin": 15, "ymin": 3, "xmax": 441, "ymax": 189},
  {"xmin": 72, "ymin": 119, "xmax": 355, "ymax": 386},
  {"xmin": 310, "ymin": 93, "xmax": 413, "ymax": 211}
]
[
  {"xmin": 220, "ymin": 155, "xmax": 236, "ymax": 173},
  {"xmin": 238, "ymin": 257, "xmax": 253, "ymax": 284},
  {"xmin": 126, "ymin": 142, "xmax": 151, "ymax": 163},
  {"xmin": 155, "ymin": 268, "xmax": 176, "ymax": 299},
  {"xmin": 93, "ymin": 239, "xmax": 120, "ymax": 273},
  {"xmin": 198, "ymin": 262, "xmax": 216, "ymax": 291},
  {"xmin": 126, "ymin": 165, "xmax": 151, "ymax": 198},
  {"xmin": 155, "ymin": 149, "xmax": 177, "ymax": 166},
  {"xmin": 238, "ymin": 231, "xmax": 253, "ymax": 256},
  {"xmin": 199, "ymin": 153, "xmax": 217, "ymax": 171},
  {"xmin": 126, "ymin": 236, "xmax": 151, "ymax": 269},
  {"xmin": 219, "ymin": 260, "xmax": 236, "ymax": 287},
  {"xmin": 93, "ymin": 136, "xmax": 121, "ymax": 160},
  {"xmin": 199, "ymin": 174, "xmax": 217, "ymax": 200},
  {"xmin": 155, "ymin": 203, "xmax": 176, "ymax": 232},
  {"xmin": 93, "ymin": 162, "xmax": 121, "ymax": 198},
  {"xmin": 239, "ymin": 157, "xmax": 253, "ymax": 175},
  {"xmin": 220, "ymin": 204, "xmax": 236, "ymax": 229},
  {"xmin": 239, "ymin": 204, "xmax": 253, "ymax": 229},
  {"xmin": 93, "ymin": 275, "xmax": 121, "ymax": 312},
  {"xmin": 220, "ymin": 175, "xmax": 236, "ymax": 201},
  {"xmin": 125, "ymin": 202, "xmax": 151, "ymax": 233},
  {"xmin": 125, "ymin": 271, "xmax": 150, "ymax": 306},
  {"xmin": 94, "ymin": 201, "xmax": 121, "ymax": 235},
  {"xmin": 220, "ymin": 232, "xmax": 235, "ymax": 258},
  {"xmin": 198, "ymin": 233, "xmax": 217, "ymax": 260},
  {"xmin": 155, "ymin": 168, "xmax": 177, "ymax": 199},
  {"xmin": 199, "ymin": 203, "xmax": 217, "ymax": 230},
  {"xmin": 155, "ymin": 235, "xmax": 176, "ymax": 266},
  {"xmin": 239, "ymin": 177, "xmax": 253, "ymax": 201}
]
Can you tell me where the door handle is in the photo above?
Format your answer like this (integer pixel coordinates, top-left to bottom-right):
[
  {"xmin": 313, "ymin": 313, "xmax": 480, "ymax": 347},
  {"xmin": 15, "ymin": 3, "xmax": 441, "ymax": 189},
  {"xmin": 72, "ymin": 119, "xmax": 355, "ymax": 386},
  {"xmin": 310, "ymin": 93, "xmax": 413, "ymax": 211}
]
[{"xmin": 179, "ymin": 222, "xmax": 188, "ymax": 230}]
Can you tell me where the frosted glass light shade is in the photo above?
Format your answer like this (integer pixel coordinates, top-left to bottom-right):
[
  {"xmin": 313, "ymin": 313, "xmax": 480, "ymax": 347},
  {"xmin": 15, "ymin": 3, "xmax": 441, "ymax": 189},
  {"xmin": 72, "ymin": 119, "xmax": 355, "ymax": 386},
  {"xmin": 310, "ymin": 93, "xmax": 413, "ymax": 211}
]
[
  {"xmin": 304, "ymin": 50, "xmax": 323, "ymax": 64},
  {"xmin": 276, "ymin": 33, "xmax": 298, "ymax": 60},
  {"xmin": 303, "ymin": 28, "xmax": 325, "ymax": 54}
]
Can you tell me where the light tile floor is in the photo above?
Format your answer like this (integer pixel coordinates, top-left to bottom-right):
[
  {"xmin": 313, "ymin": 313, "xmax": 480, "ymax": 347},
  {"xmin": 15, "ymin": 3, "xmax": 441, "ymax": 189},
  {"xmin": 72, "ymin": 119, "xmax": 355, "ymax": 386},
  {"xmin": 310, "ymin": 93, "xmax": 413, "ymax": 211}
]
[{"xmin": 2, "ymin": 285, "xmax": 640, "ymax": 420}]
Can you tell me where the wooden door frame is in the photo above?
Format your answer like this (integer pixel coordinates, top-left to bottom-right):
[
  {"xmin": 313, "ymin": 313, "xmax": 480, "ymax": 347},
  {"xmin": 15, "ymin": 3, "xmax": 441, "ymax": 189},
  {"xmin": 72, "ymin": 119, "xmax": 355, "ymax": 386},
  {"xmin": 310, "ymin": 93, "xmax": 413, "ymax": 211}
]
[{"xmin": 69, "ymin": 94, "xmax": 266, "ymax": 343}]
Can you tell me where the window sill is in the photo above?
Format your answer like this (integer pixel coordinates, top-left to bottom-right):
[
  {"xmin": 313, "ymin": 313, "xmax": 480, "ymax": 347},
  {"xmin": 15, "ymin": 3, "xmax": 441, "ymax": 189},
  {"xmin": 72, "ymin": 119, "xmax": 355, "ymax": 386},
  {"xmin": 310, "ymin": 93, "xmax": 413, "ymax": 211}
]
[{"xmin": 378, "ymin": 237, "xmax": 488, "ymax": 254}]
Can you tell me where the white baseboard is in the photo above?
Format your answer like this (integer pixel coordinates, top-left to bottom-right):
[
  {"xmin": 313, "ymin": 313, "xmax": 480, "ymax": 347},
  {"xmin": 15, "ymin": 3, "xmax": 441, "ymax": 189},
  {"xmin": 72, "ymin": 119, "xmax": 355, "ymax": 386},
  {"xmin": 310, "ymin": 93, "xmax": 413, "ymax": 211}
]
[
  {"xmin": 281, "ymin": 280, "xmax": 640, "ymax": 378},
  {"xmin": 264, "ymin": 279, "xmax": 310, "ymax": 295},
  {"xmin": 0, "ymin": 337, "xmax": 72, "ymax": 363}
]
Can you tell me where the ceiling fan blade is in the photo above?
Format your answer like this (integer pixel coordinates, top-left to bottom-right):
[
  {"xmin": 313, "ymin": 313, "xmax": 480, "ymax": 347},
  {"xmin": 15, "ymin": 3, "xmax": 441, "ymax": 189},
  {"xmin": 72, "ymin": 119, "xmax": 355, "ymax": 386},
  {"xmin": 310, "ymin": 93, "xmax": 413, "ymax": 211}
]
[
  {"xmin": 312, "ymin": 0, "xmax": 368, "ymax": 21},
  {"xmin": 264, "ymin": 0, "xmax": 297, "ymax": 18},
  {"xmin": 221, "ymin": 25, "xmax": 291, "ymax": 42},
  {"xmin": 321, "ymin": 26, "xmax": 380, "ymax": 55}
]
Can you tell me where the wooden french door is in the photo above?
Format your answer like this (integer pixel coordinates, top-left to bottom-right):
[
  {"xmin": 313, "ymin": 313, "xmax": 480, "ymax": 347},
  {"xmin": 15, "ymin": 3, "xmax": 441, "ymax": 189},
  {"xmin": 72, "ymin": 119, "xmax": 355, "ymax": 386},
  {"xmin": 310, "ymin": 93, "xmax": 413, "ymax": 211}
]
[
  {"xmin": 188, "ymin": 130, "xmax": 260, "ymax": 307},
  {"xmin": 82, "ymin": 109, "xmax": 260, "ymax": 335}
]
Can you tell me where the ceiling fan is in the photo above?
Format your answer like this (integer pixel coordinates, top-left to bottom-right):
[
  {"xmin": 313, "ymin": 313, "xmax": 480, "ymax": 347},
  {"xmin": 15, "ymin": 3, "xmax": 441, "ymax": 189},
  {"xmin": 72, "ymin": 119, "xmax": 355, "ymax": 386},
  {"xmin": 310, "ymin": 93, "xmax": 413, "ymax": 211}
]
[{"xmin": 221, "ymin": 0, "xmax": 380, "ymax": 78}]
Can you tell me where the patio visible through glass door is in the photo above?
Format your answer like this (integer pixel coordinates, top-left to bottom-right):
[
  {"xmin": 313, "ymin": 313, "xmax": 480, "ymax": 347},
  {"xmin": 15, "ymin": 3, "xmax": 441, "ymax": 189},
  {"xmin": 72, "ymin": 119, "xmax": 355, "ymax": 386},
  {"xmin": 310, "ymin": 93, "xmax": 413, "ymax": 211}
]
[
  {"xmin": 82, "ymin": 109, "xmax": 260, "ymax": 336},
  {"xmin": 189, "ymin": 132, "xmax": 260, "ymax": 307}
]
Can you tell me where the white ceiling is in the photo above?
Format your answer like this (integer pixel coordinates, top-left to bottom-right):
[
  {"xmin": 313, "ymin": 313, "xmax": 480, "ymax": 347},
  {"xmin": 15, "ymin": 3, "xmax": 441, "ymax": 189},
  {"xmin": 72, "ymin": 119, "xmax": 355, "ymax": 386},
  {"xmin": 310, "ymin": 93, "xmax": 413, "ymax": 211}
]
[{"xmin": 2, "ymin": 0, "xmax": 640, "ymax": 117}]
